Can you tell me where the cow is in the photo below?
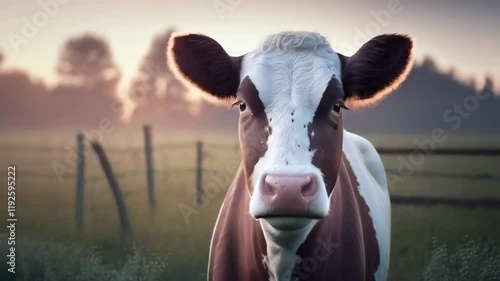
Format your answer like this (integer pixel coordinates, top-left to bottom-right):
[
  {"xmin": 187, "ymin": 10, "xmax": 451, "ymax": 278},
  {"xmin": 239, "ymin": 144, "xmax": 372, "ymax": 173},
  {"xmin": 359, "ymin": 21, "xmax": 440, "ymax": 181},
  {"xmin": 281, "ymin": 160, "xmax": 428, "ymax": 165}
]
[{"xmin": 167, "ymin": 31, "xmax": 413, "ymax": 281}]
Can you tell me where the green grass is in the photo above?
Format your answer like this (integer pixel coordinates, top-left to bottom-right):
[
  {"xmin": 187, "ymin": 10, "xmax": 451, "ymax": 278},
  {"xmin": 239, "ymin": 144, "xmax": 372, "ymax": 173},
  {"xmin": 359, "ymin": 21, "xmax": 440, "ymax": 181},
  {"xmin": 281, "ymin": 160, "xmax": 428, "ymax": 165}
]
[
  {"xmin": 2, "ymin": 236, "xmax": 497, "ymax": 281},
  {"xmin": 390, "ymin": 205, "xmax": 500, "ymax": 280},
  {"xmin": 0, "ymin": 131, "xmax": 499, "ymax": 280},
  {"xmin": 418, "ymin": 237, "xmax": 500, "ymax": 281},
  {"xmin": 1, "ymin": 239, "xmax": 169, "ymax": 281}
]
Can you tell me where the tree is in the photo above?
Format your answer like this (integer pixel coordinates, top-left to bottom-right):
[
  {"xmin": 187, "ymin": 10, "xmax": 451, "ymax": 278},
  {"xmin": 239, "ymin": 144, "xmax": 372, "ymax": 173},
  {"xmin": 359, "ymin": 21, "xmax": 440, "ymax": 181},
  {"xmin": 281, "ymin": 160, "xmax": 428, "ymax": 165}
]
[
  {"xmin": 56, "ymin": 33, "xmax": 120, "ymax": 87},
  {"xmin": 129, "ymin": 28, "xmax": 203, "ymax": 126},
  {"xmin": 447, "ymin": 67, "xmax": 456, "ymax": 79},
  {"xmin": 0, "ymin": 69, "xmax": 49, "ymax": 130},
  {"xmin": 48, "ymin": 33, "xmax": 122, "ymax": 129},
  {"xmin": 481, "ymin": 75, "xmax": 495, "ymax": 95},
  {"xmin": 420, "ymin": 56, "xmax": 437, "ymax": 72},
  {"xmin": 467, "ymin": 77, "xmax": 477, "ymax": 90}
]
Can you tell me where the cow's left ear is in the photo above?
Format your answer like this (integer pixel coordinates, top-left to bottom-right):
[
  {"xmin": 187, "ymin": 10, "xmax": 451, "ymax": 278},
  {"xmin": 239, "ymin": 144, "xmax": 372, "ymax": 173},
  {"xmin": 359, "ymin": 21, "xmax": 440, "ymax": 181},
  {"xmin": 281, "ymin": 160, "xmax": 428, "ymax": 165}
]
[
  {"xmin": 167, "ymin": 33, "xmax": 244, "ymax": 105},
  {"xmin": 339, "ymin": 34, "xmax": 413, "ymax": 109}
]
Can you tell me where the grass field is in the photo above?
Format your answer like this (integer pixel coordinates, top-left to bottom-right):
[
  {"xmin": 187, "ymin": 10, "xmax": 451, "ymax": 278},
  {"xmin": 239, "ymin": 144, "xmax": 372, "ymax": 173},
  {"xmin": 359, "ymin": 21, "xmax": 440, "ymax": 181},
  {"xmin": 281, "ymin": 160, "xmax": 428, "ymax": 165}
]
[{"xmin": 0, "ymin": 131, "xmax": 499, "ymax": 280}]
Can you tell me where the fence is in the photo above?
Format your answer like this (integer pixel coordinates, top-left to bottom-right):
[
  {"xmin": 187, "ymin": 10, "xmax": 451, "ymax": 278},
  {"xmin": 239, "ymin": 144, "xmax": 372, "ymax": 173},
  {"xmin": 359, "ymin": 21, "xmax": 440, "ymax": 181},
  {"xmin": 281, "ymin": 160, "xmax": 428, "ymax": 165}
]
[{"xmin": 2, "ymin": 125, "xmax": 500, "ymax": 239}]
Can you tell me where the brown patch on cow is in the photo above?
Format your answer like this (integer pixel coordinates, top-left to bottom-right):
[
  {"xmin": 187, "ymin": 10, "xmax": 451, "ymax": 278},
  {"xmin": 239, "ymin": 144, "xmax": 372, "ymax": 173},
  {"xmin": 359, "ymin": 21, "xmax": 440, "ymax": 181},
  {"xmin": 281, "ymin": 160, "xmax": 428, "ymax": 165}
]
[
  {"xmin": 308, "ymin": 77, "xmax": 344, "ymax": 195},
  {"xmin": 209, "ymin": 75, "xmax": 380, "ymax": 281},
  {"xmin": 238, "ymin": 76, "xmax": 264, "ymax": 114},
  {"xmin": 208, "ymin": 156, "xmax": 381, "ymax": 281},
  {"xmin": 314, "ymin": 76, "xmax": 344, "ymax": 117},
  {"xmin": 294, "ymin": 155, "xmax": 380, "ymax": 281},
  {"xmin": 237, "ymin": 76, "xmax": 269, "ymax": 192},
  {"xmin": 208, "ymin": 164, "xmax": 269, "ymax": 281}
]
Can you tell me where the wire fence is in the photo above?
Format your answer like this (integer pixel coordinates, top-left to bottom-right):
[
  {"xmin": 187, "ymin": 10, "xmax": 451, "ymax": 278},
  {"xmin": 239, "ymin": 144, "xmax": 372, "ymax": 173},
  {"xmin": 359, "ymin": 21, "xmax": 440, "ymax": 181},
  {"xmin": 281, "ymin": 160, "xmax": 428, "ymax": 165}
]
[
  {"xmin": 0, "ymin": 125, "xmax": 500, "ymax": 212},
  {"xmin": 2, "ymin": 126, "xmax": 500, "ymax": 238},
  {"xmin": 5, "ymin": 142, "xmax": 500, "ymax": 184}
]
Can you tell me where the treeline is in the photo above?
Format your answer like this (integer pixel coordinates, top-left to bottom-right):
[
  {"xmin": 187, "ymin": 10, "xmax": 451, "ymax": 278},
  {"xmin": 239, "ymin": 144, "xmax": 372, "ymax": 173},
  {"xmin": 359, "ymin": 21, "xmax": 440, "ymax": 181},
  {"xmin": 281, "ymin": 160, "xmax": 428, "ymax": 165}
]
[
  {"xmin": 0, "ymin": 29, "xmax": 203, "ymax": 132},
  {"xmin": 0, "ymin": 29, "xmax": 498, "ymax": 134}
]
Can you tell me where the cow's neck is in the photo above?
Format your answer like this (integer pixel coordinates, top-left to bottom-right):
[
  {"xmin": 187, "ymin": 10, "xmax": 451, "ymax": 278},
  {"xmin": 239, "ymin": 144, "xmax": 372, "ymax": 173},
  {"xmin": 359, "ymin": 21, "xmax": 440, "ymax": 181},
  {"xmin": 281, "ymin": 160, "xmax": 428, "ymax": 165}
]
[
  {"xmin": 208, "ymin": 164, "xmax": 269, "ymax": 281},
  {"xmin": 293, "ymin": 154, "xmax": 380, "ymax": 280},
  {"xmin": 260, "ymin": 220, "xmax": 315, "ymax": 281},
  {"xmin": 209, "ymin": 155, "xmax": 380, "ymax": 281}
]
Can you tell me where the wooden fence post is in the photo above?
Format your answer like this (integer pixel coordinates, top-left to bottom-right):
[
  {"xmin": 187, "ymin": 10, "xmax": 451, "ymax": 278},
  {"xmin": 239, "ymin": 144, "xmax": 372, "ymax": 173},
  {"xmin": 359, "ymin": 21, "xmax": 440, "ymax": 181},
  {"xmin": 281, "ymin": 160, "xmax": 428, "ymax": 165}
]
[
  {"xmin": 75, "ymin": 133, "xmax": 85, "ymax": 233},
  {"xmin": 195, "ymin": 141, "xmax": 204, "ymax": 206},
  {"xmin": 91, "ymin": 140, "xmax": 133, "ymax": 240},
  {"xmin": 143, "ymin": 125, "xmax": 156, "ymax": 214}
]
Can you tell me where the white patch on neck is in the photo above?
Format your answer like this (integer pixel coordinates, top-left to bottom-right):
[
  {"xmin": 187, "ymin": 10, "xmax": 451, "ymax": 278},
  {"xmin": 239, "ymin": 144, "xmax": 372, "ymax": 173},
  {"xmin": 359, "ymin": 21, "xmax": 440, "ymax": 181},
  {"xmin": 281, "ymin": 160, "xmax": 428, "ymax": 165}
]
[{"xmin": 261, "ymin": 220, "xmax": 316, "ymax": 281}]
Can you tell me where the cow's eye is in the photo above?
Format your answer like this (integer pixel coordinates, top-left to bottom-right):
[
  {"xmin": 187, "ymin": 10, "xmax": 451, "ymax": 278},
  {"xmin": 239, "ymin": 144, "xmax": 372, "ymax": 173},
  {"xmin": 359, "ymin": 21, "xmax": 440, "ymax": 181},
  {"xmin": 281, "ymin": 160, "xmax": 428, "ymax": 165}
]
[
  {"xmin": 231, "ymin": 100, "xmax": 247, "ymax": 113},
  {"xmin": 239, "ymin": 102, "xmax": 247, "ymax": 112},
  {"xmin": 333, "ymin": 103, "xmax": 348, "ymax": 113}
]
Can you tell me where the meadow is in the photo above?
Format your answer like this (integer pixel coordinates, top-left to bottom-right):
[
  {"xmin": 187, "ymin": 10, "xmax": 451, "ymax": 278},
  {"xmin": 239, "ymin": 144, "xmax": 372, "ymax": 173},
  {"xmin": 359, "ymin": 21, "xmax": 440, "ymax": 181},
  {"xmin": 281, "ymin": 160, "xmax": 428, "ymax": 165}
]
[{"xmin": 0, "ymin": 131, "xmax": 499, "ymax": 281}]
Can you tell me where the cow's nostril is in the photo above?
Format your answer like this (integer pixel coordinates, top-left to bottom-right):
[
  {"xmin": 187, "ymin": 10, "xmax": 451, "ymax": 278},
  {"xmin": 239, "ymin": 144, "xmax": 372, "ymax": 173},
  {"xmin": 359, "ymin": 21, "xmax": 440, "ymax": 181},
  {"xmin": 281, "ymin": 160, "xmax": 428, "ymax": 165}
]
[
  {"xmin": 264, "ymin": 181, "xmax": 277, "ymax": 196},
  {"xmin": 264, "ymin": 174, "xmax": 316, "ymax": 198},
  {"xmin": 301, "ymin": 177, "xmax": 317, "ymax": 198},
  {"xmin": 260, "ymin": 174, "xmax": 320, "ymax": 218}
]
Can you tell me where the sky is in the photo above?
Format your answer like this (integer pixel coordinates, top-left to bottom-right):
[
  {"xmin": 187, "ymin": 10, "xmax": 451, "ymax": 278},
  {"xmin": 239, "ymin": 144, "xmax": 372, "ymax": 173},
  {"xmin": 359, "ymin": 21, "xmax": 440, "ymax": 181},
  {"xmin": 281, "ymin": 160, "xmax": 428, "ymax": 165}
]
[{"xmin": 0, "ymin": 0, "xmax": 499, "ymax": 94}]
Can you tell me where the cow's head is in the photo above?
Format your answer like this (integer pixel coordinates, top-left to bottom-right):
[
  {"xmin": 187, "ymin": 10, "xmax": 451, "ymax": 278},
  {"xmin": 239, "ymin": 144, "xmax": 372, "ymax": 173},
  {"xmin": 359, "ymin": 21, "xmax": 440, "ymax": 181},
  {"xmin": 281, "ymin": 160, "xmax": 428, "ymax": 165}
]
[{"xmin": 168, "ymin": 32, "xmax": 412, "ymax": 232}]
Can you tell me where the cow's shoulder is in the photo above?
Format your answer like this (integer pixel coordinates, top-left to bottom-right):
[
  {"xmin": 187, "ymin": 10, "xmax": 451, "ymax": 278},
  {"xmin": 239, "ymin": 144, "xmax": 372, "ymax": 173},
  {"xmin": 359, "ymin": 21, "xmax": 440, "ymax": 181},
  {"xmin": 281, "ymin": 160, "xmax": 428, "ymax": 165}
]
[
  {"xmin": 342, "ymin": 130, "xmax": 391, "ymax": 281},
  {"xmin": 343, "ymin": 131, "xmax": 387, "ymax": 189}
]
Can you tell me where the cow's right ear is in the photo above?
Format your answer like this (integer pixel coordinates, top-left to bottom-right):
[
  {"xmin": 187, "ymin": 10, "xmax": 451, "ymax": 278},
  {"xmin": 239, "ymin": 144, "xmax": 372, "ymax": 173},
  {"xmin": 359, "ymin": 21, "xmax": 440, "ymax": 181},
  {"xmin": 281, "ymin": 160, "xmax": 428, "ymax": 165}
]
[{"xmin": 167, "ymin": 33, "xmax": 244, "ymax": 105}]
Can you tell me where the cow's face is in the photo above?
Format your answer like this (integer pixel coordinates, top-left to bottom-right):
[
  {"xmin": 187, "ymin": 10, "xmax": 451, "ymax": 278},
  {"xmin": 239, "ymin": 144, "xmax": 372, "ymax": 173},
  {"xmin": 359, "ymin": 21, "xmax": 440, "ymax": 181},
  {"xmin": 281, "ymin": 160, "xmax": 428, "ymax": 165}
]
[{"xmin": 168, "ymin": 31, "xmax": 412, "ymax": 231}]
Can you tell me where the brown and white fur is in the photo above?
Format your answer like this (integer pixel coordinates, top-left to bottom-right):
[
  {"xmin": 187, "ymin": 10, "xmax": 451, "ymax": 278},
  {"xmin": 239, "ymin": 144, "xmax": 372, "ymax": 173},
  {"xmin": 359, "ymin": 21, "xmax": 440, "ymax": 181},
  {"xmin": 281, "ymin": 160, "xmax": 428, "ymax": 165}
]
[{"xmin": 167, "ymin": 31, "xmax": 413, "ymax": 281}]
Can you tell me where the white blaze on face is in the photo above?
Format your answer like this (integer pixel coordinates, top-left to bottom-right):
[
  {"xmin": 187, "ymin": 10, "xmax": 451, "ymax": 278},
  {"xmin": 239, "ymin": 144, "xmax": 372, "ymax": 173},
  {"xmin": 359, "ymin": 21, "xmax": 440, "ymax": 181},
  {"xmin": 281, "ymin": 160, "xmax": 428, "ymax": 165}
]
[{"xmin": 239, "ymin": 32, "xmax": 343, "ymax": 219}]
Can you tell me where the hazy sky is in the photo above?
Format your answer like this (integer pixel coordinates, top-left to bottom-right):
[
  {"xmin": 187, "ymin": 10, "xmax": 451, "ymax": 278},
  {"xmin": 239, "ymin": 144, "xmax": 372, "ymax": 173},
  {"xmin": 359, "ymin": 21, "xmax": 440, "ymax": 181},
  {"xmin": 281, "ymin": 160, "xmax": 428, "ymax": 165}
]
[{"xmin": 1, "ymin": 0, "xmax": 499, "ymax": 93}]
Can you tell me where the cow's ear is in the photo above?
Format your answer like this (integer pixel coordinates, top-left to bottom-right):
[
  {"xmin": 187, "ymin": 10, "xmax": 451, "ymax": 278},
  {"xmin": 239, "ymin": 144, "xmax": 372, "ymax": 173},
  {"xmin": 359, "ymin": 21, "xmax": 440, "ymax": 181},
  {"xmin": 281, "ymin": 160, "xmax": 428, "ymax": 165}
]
[
  {"xmin": 339, "ymin": 34, "xmax": 413, "ymax": 109},
  {"xmin": 167, "ymin": 33, "xmax": 244, "ymax": 105}
]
